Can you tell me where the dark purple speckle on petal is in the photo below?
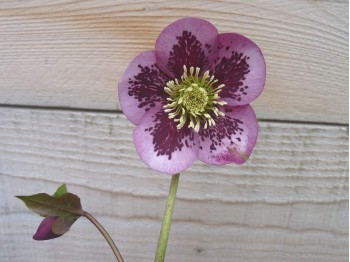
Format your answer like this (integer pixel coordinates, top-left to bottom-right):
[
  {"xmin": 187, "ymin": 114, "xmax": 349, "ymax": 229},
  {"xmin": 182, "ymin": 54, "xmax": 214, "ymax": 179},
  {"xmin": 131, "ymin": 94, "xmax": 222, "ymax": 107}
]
[
  {"xmin": 199, "ymin": 113, "xmax": 244, "ymax": 154},
  {"xmin": 147, "ymin": 111, "xmax": 195, "ymax": 160},
  {"xmin": 167, "ymin": 31, "xmax": 211, "ymax": 77},
  {"xmin": 128, "ymin": 64, "xmax": 170, "ymax": 112},
  {"xmin": 213, "ymin": 51, "xmax": 250, "ymax": 102}
]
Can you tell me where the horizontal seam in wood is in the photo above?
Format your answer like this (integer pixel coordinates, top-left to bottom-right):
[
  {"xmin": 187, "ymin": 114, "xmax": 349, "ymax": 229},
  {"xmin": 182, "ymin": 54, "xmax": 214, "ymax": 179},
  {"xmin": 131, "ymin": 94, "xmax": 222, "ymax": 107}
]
[{"xmin": 0, "ymin": 104, "xmax": 348, "ymax": 127}]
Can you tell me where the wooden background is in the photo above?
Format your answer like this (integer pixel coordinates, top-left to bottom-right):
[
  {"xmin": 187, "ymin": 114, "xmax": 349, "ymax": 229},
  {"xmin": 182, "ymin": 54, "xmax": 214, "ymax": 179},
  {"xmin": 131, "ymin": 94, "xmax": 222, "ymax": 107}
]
[{"xmin": 0, "ymin": 0, "xmax": 348, "ymax": 261}]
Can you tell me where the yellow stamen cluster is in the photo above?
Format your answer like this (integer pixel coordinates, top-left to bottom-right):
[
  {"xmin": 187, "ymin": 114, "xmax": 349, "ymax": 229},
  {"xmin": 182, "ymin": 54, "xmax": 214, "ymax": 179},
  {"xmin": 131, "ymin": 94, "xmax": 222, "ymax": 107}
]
[{"xmin": 163, "ymin": 65, "xmax": 227, "ymax": 132}]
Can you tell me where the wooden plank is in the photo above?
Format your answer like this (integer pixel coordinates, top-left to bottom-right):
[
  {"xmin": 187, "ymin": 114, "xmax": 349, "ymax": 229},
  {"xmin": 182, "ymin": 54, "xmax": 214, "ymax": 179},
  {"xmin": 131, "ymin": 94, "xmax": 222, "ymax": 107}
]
[
  {"xmin": 0, "ymin": 108, "xmax": 348, "ymax": 261},
  {"xmin": 0, "ymin": 0, "xmax": 348, "ymax": 124}
]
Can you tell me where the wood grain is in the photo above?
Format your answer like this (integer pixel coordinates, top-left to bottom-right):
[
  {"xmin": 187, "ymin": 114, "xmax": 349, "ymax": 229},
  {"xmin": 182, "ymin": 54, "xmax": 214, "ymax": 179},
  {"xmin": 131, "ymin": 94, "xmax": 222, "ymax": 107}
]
[
  {"xmin": 0, "ymin": 108, "xmax": 348, "ymax": 261},
  {"xmin": 0, "ymin": 0, "xmax": 348, "ymax": 124}
]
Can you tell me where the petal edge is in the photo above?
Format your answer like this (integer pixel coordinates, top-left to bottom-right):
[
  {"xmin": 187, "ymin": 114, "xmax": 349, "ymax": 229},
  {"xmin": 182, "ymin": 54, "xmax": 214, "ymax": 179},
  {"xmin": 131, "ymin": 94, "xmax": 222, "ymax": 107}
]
[
  {"xmin": 133, "ymin": 108, "xmax": 199, "ymax": 174},
  {"xmin": 155, "ymin": 17, "xmax": 219, "ymax": 78},
  {"xmin": 198, "ymin": 104, "xmax": 258, "ymax": 165},
  {"xmin": 118, "ymin": 50, "xmax": 169, "ymax": 125},
  {"xmin": 213, "ymin": 33, "xmax": 266, "ymax": 106}
]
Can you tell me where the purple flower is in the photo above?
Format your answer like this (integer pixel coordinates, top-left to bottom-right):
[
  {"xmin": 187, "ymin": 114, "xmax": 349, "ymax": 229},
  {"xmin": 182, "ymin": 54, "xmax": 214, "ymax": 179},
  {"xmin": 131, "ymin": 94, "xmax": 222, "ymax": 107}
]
[
  {"xmin": 119, "ymin": 17, "xmax": 266, "ymax": 175},
  {"xmin": 33, "ymin": 216, "xmax": 61, "ymax": 241}
]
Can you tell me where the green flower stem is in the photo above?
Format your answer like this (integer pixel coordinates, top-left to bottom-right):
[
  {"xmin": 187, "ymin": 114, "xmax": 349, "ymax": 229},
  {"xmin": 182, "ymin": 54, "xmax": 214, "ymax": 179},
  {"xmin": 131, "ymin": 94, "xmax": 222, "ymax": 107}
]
[
  {"xmin": 83, "ymin": 211, "xmax": 124, "ymax": 262},
  {"xmin": 155, "ymin": 173, "xmax": 181, "ymax": 262}
]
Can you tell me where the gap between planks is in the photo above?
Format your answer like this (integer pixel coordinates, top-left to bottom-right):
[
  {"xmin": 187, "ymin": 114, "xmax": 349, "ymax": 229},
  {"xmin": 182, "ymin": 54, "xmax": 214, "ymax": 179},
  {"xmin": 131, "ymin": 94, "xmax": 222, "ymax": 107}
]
[{"xmin": 0, "ymin": 104, "xmax": 348, "ymax": 127}]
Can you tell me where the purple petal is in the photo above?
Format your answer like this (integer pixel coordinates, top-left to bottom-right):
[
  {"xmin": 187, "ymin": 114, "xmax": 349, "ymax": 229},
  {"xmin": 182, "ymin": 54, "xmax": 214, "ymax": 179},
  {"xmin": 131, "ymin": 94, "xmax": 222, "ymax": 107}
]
[
  {"xmin": 155, "ymin": 17, "xmax": 219, "ymax": 78},
  {"xmin": 119, "ymin": 50, "xmax": 170, "ymax": 125},
  {"xmin": 33, "ymin": 216, "xmax": 61, "ymax": 241},
  {"xmin": 133, "ymin": 108, "xmax": 199, "ymax": 174},
  {"xmin": 198, "ymin": 105, "xmax": 258, "ymax": 165},
  {"xmin": 213, "ymin": 33, "xmax": 266, "ymax": 105}
]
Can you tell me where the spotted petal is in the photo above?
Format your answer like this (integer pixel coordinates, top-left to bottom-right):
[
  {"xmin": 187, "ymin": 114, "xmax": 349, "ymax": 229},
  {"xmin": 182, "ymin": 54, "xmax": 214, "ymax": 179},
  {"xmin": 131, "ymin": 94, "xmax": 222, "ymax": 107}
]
[
  {"xmin": 118, "ymin": 50, "xmax": 170, "ymax": 125},
  {"xmin": 213, "ymin": 33, "xmax": 266, "ymax": 105},
  {"xmin": 155, "ymin": 17, "xmax": 219, "ymax": 78},
  {"xmin": 133, "ymin": 108, "xmax": 199, "ymax": 175},
  {"xmin": 198, "ymin": 105, "xmax": 258, "ymax": 165}
]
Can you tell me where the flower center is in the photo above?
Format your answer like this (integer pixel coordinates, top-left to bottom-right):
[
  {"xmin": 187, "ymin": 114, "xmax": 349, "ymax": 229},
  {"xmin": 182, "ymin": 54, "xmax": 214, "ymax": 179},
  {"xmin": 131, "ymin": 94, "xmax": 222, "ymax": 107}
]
[
  {"xmin": 163, "ymin": 65, "xmax": 227, "ymax": 132},
  {"xmin": 182, "ymin": 83, "xmax": 208, "ymax": 114}
]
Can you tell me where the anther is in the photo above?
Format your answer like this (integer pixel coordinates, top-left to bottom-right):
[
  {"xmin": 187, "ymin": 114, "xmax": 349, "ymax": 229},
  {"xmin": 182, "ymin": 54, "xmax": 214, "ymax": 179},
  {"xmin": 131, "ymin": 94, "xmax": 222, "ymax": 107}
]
[
  {"xmin": 190, "ymin": 66, "xmax": 194, "ymax": 76},
  {"xmin": 164, "ymin": 87, "xmax": 172, "ymax": 94},
  {"xmin": 195, "ymin": 67, "xmax": 200, "ymax": 78}
]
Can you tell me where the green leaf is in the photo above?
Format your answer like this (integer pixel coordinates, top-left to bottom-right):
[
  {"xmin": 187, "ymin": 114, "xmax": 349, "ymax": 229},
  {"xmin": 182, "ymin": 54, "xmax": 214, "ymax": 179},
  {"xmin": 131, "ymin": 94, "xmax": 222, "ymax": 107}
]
[
  {"xmin": 52, "ymin": 215, "xmax": 79, "ymax": 235},
  {"xmin": 16, "ymin": 192, "xmax": 84, "ymax": 217},
  {"xmin": 53, "ymin": 184, "xmax": 68, "ymax": 198},
  {"xmin": 40, "ymin": 184, "xmax": 69, "ymax": 217}
]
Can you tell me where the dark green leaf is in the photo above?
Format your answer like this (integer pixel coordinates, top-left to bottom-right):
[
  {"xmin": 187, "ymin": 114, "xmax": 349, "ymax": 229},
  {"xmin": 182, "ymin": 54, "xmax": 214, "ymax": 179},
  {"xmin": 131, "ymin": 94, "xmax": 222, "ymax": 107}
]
[
  {"xmin": 53, "ymin": 184, "xmax": 67, "ymax": 198},
  {"xmin": 52, "ymin": 215, "xmax": 79, "ymax": 235},
  {"xmin": 39, "ymin": 184, "xmax": 69, "ymax": 217},
  {"xmin": 16, "ymin": 193, "xmax": 84, "ymax": 217}
]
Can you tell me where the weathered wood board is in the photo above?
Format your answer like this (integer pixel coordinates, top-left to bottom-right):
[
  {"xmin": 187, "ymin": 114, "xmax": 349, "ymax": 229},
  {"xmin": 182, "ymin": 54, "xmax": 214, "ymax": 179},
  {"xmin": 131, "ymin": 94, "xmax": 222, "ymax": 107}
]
[
  {"xmin": 0, "ymin": 0, "xmax": 348, "ymax": 123},
  {"xmin": 0, "ymin": 108, "xmax": 348, "ymax": 262}
]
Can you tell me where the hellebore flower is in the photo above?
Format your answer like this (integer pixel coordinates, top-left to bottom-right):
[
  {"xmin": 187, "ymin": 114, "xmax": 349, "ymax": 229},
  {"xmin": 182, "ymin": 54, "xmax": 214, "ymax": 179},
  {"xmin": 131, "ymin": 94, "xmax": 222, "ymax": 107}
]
[
  {"xmin": 33, "ymin": 216, "xmax": 61, "ymax": 240},
  {"xmin": 17, "ymin": 184, "xmax": 82, "ymax": 241},
  {"xmin": 17, "ymin": 185, "xmax": 125, "ymax": 261},
  {"xmin": 119, "ymin": 17, "xmax": 266, "ymax": 174}
]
